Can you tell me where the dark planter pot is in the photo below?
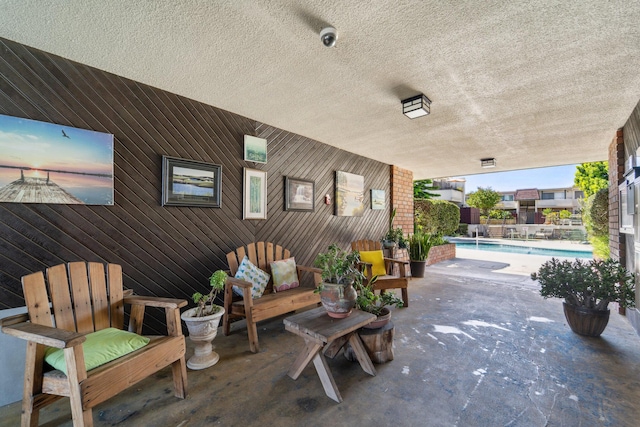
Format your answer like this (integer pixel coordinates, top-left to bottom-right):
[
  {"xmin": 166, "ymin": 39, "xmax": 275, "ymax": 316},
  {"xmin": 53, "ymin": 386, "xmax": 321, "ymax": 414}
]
[
  {"xmin": 410, "ymin": 260, "xmax": 427, "ymax": 278},
  {"xmin": 320, "ymin": 282, "xmax": 357, "ymax": 318},
  {"xmin": 563, "ymin": 302, "xmax": 610, "ymax": 337}
]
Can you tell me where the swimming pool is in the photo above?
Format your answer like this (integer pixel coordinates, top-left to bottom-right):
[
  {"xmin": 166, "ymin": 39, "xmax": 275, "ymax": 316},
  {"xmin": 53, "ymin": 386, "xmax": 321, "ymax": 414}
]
[{"xmin": 455, "ymin": 242, "xmax": 592, "ymax": 259}]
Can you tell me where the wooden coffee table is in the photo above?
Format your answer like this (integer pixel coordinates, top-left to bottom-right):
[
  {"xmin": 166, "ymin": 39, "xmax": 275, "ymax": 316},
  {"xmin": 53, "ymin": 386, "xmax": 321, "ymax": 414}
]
[{"xmin": 284, "ymin": 307, "xmax": 377, "ymax": 402}]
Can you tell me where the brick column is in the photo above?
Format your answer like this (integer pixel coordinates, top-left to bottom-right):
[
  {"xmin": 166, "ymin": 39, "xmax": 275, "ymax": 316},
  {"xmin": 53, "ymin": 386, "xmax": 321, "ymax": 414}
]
[
  {"xmin": 609, "ymin": 129, "xmax": 625, "ymax": 264},
  {"xmin": 390, "ymin": 165, "xmax": 414, "ymax": 264}
]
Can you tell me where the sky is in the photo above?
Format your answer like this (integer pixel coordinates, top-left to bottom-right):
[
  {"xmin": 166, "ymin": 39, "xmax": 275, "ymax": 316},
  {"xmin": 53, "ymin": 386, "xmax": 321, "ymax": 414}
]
[
  {"xmin": 0, "ymin": 114, "xmax": 113, "ymax": 175},
  {"xmin": 455, "ymin": 164, "xmax": 579, "ymax": 193}
]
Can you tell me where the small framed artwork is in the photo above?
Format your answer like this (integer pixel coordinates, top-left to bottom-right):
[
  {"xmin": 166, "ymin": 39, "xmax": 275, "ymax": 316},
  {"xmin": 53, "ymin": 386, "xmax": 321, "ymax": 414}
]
[
  {"xmin": 244, "ymin": 135, "xmax": 267, "ymax": 164},
  {"xmin": 371, "ymin": 189, "xmax": 385, "ymax": 210},
  {"xmin": 162, "ymin": 156, "xmax": 222, "ymax": 207},
  {"xmin": 335, "ymin": 171, "xmax": 365, "ymax": 217},
  {"xmin": 243, "ymin": 168, "xmax": 267, "ymax": 219},
  {"xmin": 285, "ymin": 177, "xmax": 315, "ymax": 212}
]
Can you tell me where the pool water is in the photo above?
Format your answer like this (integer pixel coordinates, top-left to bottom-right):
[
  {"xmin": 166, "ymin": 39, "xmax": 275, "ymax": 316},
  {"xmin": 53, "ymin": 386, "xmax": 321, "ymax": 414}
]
[{"xmin": 455, "ymin": 242, "xmax": 592, "ymax": 259}]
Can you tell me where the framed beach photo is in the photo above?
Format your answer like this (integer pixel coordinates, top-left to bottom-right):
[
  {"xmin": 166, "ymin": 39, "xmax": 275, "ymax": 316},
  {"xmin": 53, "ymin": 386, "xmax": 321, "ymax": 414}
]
[
  {"xmin": 243, "ymin": 168, "xmax": 267, "ymax": 219},
  {"xmin": 371, "ymin": 189, "xmax": 385, "ymax": 210},
  {"xmin": 244, "ymin": 135, "xmax": 267, "ymax": 164},
  {"xmin": 162, "ymin": 156, "xmax": 222, "ymax": 207},
  {"xmin": 335, "ymin": 171, "xmax": 365, "ymax": 217},
  {"xmin": 0, "ymin": 114, "xmax": 114, "ymax": 205},
  {"xmin": 285, "ymin": 177, "xmax": 315, "ymax": 212}
]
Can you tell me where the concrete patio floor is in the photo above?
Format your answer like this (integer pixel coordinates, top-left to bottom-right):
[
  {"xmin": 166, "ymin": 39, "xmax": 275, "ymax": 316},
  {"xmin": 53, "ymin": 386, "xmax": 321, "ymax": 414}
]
[{"xmin": 1, "ymin": 252, "xmax": 639, "ymax": 426}]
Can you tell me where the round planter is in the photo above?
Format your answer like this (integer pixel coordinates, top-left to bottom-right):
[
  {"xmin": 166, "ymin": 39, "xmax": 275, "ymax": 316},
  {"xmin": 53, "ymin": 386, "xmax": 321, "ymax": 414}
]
[
  {"xmin": 363, "ymin": 307, "xmax": 391, "ymax": 329},
  {"xmin": 562, "ymin": 302, "xmax": 610, "ymax": 337},
  {"xmin": 410, "ymin": 260, "xmax": 427, "ymax": 278},
  {"xmin": 320, "ymin": 282, "xmax": 357, "ymax": 318},
  {"xmin": 382, "ymin": 240, "xmax": 397, "ymax": 249},
  {"xmin": 181, "ymin": 305, "xmax": 225, "ymax": 370}
]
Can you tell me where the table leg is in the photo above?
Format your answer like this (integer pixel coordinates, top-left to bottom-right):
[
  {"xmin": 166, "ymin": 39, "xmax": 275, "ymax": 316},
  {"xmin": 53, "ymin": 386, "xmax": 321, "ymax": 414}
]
[
  {"xmin": 348, "ymin": 333, "xmax": 376, "ymax": 376},
  {"xmin": 312, "ymin": 352, "xmax": 342, "ymax": 403},
  {"xmin": 288, "ymin": 340, "xmax": 322, "ymax": 380}
]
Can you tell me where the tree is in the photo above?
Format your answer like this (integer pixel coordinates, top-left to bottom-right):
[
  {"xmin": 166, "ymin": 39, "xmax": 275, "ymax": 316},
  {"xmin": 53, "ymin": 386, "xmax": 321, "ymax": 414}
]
[
  {"xmin": 465, "ymin": 187, "xmax": 501, "ymax": 217},
  {"xmin": 413, "ymin": 179, "xmax": 440, "ymax": 200},
  {"xmin": 574, "ymin": 161, "xmax": 608, "ymax": 197}
]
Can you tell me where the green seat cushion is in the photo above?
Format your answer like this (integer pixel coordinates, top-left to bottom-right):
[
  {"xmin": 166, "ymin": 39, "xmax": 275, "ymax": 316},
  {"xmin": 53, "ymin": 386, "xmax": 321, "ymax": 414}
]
[
  {"xmin": 359, "ymin": 250, "xmax": 387, "ymax": 277},
  {"xmin": 44, "ymin": 327, "xmax": 150, "ymax": 375}
]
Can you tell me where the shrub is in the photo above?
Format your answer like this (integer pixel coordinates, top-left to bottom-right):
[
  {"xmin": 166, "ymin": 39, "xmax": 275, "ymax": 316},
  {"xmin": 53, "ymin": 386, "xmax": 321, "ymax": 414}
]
[
  {"xmin": 414, "ymin": 199, "xmax": 460, "ymax": 235},
  {"xmin": 582, "ymin": 188, "xmax": 609, "ymax": 259}
]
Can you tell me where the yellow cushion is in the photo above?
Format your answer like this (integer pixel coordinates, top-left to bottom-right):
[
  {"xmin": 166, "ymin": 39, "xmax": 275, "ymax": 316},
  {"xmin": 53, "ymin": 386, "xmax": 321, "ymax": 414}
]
[{"xmin": 359, "ymin": 250, "xmax": 387, "ymax": 277}]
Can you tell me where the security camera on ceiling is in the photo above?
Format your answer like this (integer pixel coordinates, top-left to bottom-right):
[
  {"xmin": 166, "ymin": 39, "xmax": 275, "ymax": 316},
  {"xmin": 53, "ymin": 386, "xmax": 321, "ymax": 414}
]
[{"xmin": 320, "ymin": 27, "xmax": 337, "ymax": 48}]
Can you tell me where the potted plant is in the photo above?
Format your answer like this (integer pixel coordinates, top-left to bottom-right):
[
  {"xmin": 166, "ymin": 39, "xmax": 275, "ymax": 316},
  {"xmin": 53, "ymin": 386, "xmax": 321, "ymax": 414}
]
[
  {"xmin": 180, "ymin": 270, "xmax": 227, "ymax": 369},
  {"xmin": 531, "ymin": 258, "xmax": 635, "ymax": 337},
  {"xmin": 382, "ymin": 208, "xmax": 408, "ymax": 249},
  {"xmin": 355, "ymin": 276, "xmax": 404, "ymax": 329},
  {"xmin": 314, "ymin": 244, "xmax": 361, "ymax": 318},
  {"xmin": 408, "ymin": 232, "xmax": 433, "ymax": 278}
]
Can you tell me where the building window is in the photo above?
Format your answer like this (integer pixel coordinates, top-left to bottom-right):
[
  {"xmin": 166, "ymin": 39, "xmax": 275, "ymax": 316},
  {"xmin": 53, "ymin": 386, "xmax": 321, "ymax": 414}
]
[
  {"xmin": 541, "ymin": 192, "xmax": 554, "ymax": 200},
  {"xmin": 501, "ymin": 195, "xmax": 514, "ymax": 201}
]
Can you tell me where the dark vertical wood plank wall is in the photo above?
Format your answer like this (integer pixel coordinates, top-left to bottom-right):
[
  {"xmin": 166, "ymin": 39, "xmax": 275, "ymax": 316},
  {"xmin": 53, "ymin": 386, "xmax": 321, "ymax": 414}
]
[{"xmin": 0, "ymin": 38, "xmax": 390, "ymax": 332}]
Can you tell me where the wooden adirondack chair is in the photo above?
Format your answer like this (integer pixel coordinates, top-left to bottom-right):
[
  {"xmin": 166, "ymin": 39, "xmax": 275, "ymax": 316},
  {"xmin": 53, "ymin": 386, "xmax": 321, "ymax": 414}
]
[
  {"xmin": 223, "ymin": 242, "xmax": 322, "ymax": 353},
  {"xmin": 0, "ymin": 262, "xmax": 188, "ymax": 427},
  {"xmin": 351, "ymin": 240, "xmax": 410, "ymax": 307}
]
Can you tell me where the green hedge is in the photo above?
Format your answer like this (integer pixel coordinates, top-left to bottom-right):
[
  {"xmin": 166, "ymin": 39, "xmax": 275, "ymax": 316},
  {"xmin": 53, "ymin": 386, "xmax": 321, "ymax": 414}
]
[{"xmin": 415, "ymin": 199, "xmax": 460, "ymax": 235}]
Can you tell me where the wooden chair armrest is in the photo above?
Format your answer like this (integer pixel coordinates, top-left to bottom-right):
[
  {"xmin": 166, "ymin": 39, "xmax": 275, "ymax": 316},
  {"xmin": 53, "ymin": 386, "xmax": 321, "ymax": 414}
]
[
  {"xmin": 296, "ymin": 265, "xmax": 322, "ymax": 274},
  {"xmin": 0, "ymin": 312, "xmax": 29, "ymax": 327},
  {"xmin": 225, "ymin": 277, "xmax": 252, "ymax": 289},
  {"xmin": 1, "ymin": 321, "xmax": 85, "ymax": 349},
  {"xmin": 124, "ymin": 295, "xmax": 187, "ymax": 309},
  {"xmin": 384, "ymin": 258, "xmax": 410, "ymax": 266}
]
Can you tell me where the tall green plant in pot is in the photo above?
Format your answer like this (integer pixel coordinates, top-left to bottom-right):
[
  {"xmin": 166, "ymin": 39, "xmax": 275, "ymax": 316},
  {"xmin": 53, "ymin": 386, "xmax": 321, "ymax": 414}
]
[
  {"xmin": 181, "ymin": 270, "xmax": 227, "ymax": 369},
  {"xmin": 408, "ymin": 232, "xmax": 433, "ymax": 278},
  {"xmin": 314, "ymin": 244, "xmax": 362, "ymax": 318},
  {"xmin": 531, "ymin": 258, "xmax": 635, "ymax": 337}
]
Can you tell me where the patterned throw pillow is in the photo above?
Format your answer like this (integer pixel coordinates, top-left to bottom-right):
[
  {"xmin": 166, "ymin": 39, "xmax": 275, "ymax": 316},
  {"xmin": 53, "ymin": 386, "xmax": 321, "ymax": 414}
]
[
  {"xmin": 270, "ymin": 257, "xmax": 300, "ymax": 292},
  {"xmin": 233, "ymin": 256, "xmax": 270, "ymax": 299}
]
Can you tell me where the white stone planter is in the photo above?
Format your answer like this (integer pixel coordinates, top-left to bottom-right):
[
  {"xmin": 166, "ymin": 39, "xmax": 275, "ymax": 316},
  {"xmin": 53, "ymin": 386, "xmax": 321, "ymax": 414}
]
[{"xmin": 181, "ymin": 305, "xmax": 225, "ymax": 370}]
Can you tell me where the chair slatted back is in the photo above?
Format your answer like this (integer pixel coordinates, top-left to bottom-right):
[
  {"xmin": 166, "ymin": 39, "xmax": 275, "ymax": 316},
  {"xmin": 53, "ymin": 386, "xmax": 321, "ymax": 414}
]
[
  {"xmin": 351, "ymin": 240, "xmax": 382, "ymax": 252},
  {"xmin": 21, "ymin": 262, "xmax": 125, "ymax": 333},
  {"xmin": 227, "ymin": 242, "xmax": 291, "ymax": 294}
]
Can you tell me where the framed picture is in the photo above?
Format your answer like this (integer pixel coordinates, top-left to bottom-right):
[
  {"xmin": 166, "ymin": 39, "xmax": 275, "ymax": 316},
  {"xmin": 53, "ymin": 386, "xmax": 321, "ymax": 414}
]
[
  {"xmin": 285, "ymin": 177, "xmax": 315, "ymax": 211},
  {"xmin": 335, "ymin": 171, "xmax": 365, "ymax": 217},
  {"xmin": 371, "ymin": 189, "xmax": 385, "ymax": 210},
  {"xmin": 0, "ymin": 114, "xmax": 114, "ymax": 205},
  {"xmin": 243, "ymin": 168, "xmax": 267, "ymax": 219},
  {"xmin": 244, "ymin": 135, "xmax": 267, "ymax": 164},
  {"xmin": 162, "ymin": 156, "xmax": 222, "ymax": 207}
]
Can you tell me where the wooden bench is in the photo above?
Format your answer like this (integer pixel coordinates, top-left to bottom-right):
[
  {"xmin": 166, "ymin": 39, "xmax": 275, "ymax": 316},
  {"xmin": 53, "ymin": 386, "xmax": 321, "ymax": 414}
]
[
  {"xmin": 0, "ymin": 262, "xmax": 187, "ymax": 427},
  {"xmin": 223, "ymin": 242, "xmax": 322, "ymax": 353}
]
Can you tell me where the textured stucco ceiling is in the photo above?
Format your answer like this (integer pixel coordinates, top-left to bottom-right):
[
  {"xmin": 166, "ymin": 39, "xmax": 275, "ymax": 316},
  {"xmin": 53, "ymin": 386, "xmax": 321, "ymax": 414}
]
[{"xmin": 1, "ymin": 1, "xmax": 640, "ymax": 179}]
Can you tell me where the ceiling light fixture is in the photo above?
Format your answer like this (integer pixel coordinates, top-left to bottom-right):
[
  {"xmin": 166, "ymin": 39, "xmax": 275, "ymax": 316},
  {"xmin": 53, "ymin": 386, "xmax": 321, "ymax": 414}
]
[
  {"xmin": 481, "ymin": 158, "xmax": 496, "ymax": 168},
  {"xmin": 402, "ymin": 94, "xmax": 431, "ymax": 119}
]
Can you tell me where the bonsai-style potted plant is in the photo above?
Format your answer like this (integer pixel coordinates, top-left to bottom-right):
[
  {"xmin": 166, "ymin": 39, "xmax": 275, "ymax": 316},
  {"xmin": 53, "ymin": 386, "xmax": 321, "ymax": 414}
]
[
  {"xmin": 531, "ymin": 258, "xmax": 635, "ymax": 337},
  {"xmin": 408, "ymin": 231, "xmax": 433, "ymax": 278},
  {"xmin": 382, "ymin": 208, "xmax": 408, "ymax": 249},
  {"xmin": 180, "ymin": 270, "xmax": 227, "ymax": 369},
  {"xmin": 355, "ymin": 276, "xmax": 404, "ymax": 329},
  {"xmin": 314, "ymin": 244, "xmax": 361, "ymax": 318}
]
